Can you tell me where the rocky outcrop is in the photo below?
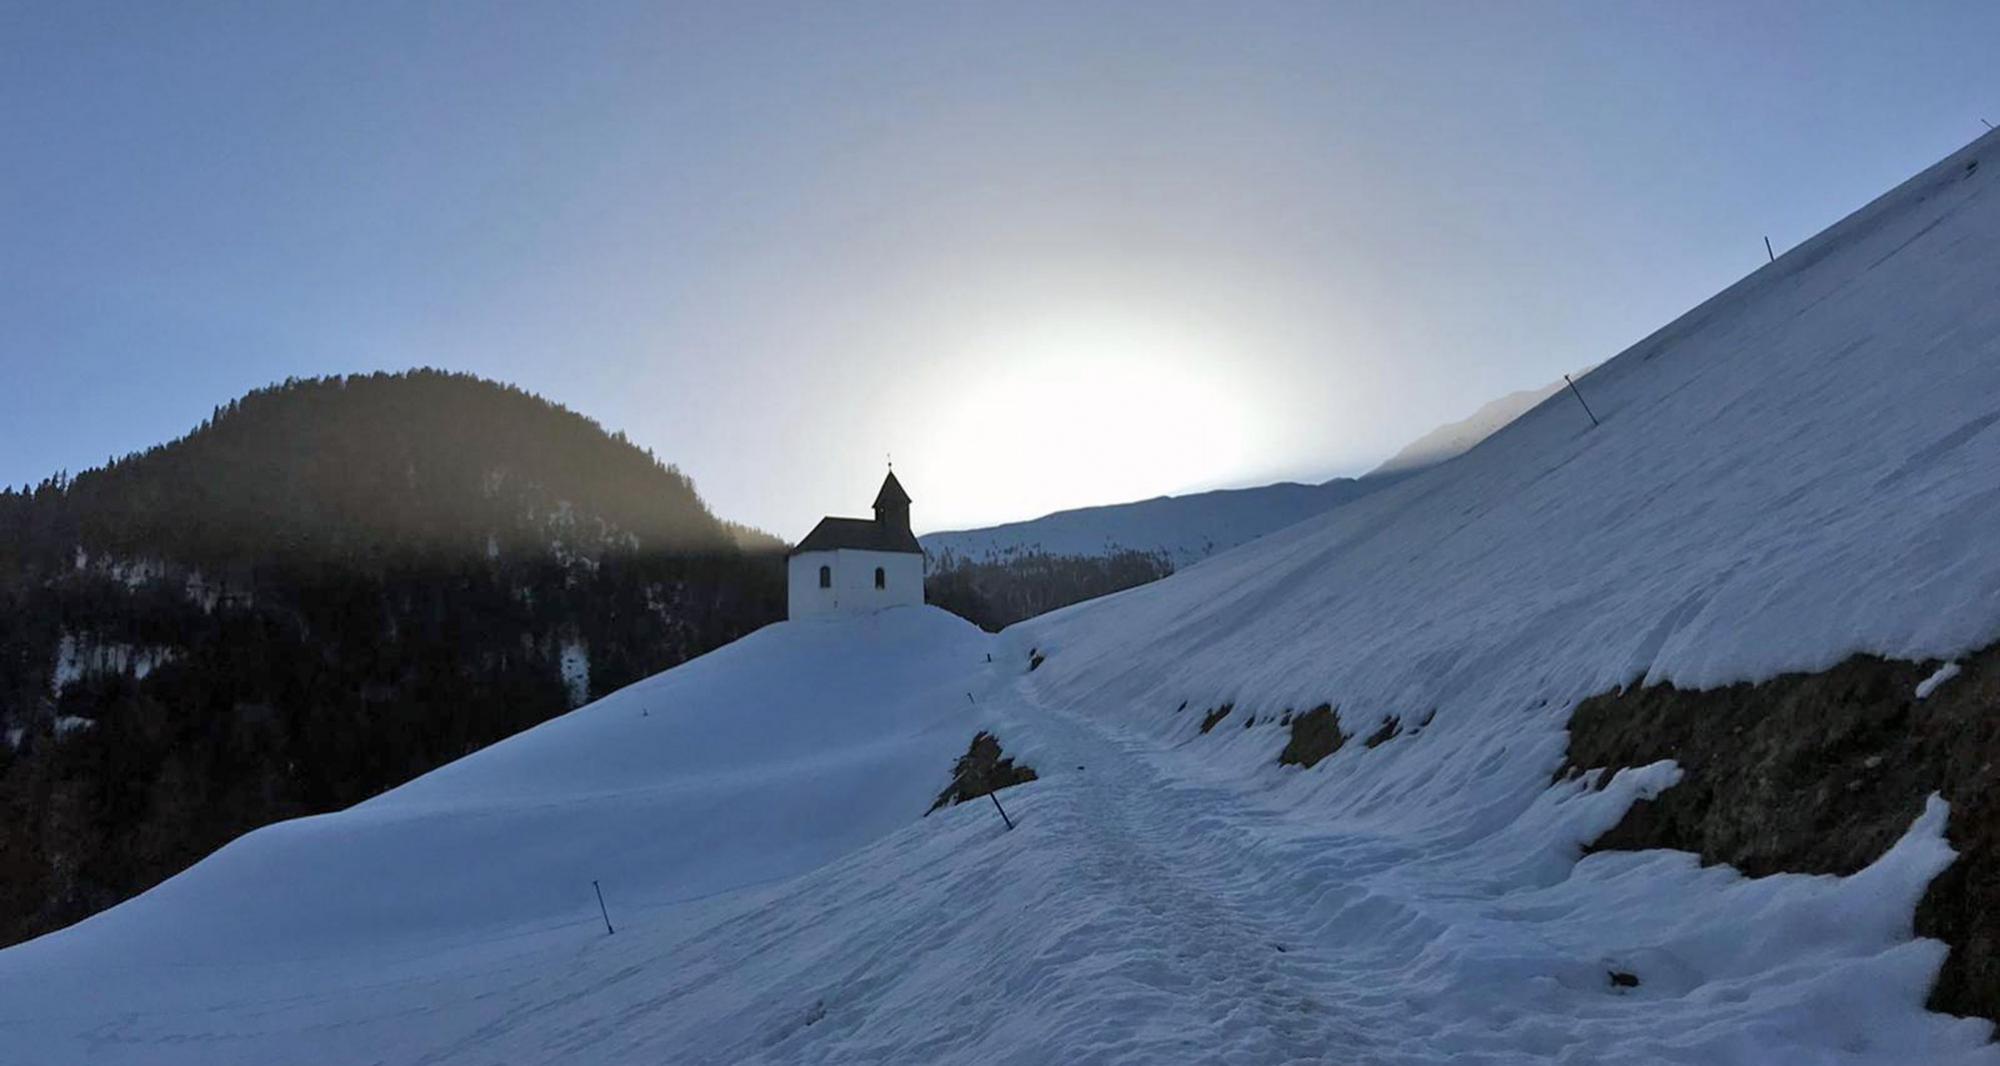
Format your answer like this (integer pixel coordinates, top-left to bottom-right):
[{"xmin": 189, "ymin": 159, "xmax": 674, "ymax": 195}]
[
  {"xmin": 1278, "ymin": 704, "xmax": 1345, "ymax": 769},
  {"xmin": 1564, "ymin": 642, "xmax": 2000, "ymax": 1021},
  {"xmin": 928, "ymin": 732, "xmax": 1038, "ymax": 813}
]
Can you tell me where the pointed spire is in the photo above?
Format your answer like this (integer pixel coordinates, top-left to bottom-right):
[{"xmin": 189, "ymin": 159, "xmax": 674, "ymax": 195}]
[
  {"xmin": 872, "ymin": 470, "xmax": 911, "ymax": 509},
  {"xmin": 873, "ymin": 469, "xmax": 912, "ymax": 535}
]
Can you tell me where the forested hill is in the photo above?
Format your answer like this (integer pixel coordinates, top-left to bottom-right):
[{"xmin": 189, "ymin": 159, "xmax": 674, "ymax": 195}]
[
  {"xmin": 0, "ymin": 370, "xmax": 755, "ymax": 570},
  {"xmin": 0, "ymin": 370, "xmax": 786, "ymax": 949}
]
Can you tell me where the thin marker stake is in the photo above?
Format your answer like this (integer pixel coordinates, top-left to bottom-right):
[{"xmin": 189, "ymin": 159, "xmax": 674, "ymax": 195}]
[
  {"xmin": 949, "ymin": 763, "xmax": 1016, "ymax": 830},
  {"xmin": 1764, "ymin": 236, "xmax": 1775, "ymax": 263},
  {"xmin": 1562, "ymin": 374, "xmax": 1600, "ymax": 428},
  {"xmin": 593, "ymin": 879, "xmax": 614, "ymax": 935},
  {"xmin": 988, "ymin": 789, "xmax": 1016, "ymax": 831}
]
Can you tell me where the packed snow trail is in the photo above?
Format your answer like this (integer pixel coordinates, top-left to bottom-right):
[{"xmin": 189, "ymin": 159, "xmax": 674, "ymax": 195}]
[{"xmin": 605, "ymin": 659, "xmax": 1976, "ymax": 1065}]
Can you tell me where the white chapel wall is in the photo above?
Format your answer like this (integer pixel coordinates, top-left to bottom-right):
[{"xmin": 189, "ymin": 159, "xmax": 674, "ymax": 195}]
[{"xmin": 787, "ymin": 548, "xmax": 922, "ymax": 620}]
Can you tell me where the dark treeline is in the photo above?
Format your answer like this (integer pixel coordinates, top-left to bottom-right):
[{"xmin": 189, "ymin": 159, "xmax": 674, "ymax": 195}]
[
  {"xmin": 0, "ymin": 371, "xmax": 785, "ymax": 947},
  {"xmin": 923, "ymin": 548, "xmax": 1174, "ymax": 632}
]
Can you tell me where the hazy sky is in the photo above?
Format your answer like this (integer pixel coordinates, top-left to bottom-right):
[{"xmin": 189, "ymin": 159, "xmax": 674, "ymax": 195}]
[{"xmin": 6, "ymin": 3, "xmax": 1999, "ymax": 536}]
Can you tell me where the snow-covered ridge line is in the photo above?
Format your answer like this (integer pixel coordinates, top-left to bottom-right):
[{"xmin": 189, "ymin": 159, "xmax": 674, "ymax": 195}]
[
  {"xmin": 921, "ymin": 375, "xmax": 1571, "ymax": 572},
  {"xmin": 921, "ymin": 477, "xmax": 1387, "ymax": 570},
  {"xmin": 1363, "ymin": 375, "xmax": 1576, "ymax": 477}
]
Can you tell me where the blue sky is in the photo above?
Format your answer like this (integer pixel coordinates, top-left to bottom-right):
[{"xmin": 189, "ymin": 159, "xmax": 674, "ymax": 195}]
[{"xmin": 5, "ymin": 3, "xmax": 1998, "ymax": 534}]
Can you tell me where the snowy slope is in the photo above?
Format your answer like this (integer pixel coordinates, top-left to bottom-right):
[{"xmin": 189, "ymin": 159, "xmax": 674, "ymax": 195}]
[
  {"xmin": 0, "ymin": 610, "xmax": 996, "ymax": 1035},
  {"xmin": 921, "ymin": 374, "xmax": 1567, "ymax": 570},
  {"xmin": 6, "ymin": 131, "xmax": 2000, "ymax": 1064},
  {"xmin": 1011, "ymin": 129, "xmax": 2000, "ymax": 1054}
]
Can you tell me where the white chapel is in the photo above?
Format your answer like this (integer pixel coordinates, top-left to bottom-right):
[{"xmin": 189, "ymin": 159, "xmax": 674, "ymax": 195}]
[{"xmin": 787, "ymin": 471, "xmax": 925, "ymax": 619}]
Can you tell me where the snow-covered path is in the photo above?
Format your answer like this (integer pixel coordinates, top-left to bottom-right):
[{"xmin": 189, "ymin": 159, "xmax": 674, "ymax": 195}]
[
  {"xmin": 529, "ymin": 655, "xmax": 1983, "ymax": 1065},
  {"xmin": 653, "ymin": 671, "xmax": 1382, "ymax": 1063},
  {"xmin": 584, "ymin": 663, "xmax": 1456, "ymax": 1064}
]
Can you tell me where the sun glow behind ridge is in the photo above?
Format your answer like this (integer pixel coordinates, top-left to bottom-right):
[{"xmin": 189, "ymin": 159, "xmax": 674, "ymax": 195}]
[{"xmin": 908, "ymin": 304, "xmax": 1258, "ymax": 531}]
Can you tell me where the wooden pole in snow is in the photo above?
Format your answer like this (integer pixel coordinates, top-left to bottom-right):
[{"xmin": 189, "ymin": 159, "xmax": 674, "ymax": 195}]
[
  {"xmin": 593, "ymin": 880, "xmax": 614, "ymax": 935},
  {"xmin": 1563, "ymin": 374, "xmax": 1600, "ymax": 428},
  {"xmin": 1764, "ymin": 236, "xmax": 1775, "ymax": 263},
  {"xmin": 948, "ymin": 762, "xmax": 1016, "ymax": 831},
  {"xmin": 987, "ymin": 788, "xmax": 1016, "ymax": 831}
]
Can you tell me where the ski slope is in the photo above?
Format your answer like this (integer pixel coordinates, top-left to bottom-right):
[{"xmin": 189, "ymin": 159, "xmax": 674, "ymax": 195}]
[{"xmin": 6, "ymin": 130, "xmax": 2000, "ymax": 1063}]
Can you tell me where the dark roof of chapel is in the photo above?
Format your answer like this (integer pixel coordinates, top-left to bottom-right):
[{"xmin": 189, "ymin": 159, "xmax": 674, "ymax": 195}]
[
  {"xmin": 873, "ymin": 471, "xmax": 912, "ymax": 509},
  {"xmin": 791, "ymin": 516, "xmax": 922, "ymax": 556}
]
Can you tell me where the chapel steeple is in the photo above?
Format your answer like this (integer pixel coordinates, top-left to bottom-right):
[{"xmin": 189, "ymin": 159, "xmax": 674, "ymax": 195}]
[{"xmin": 872, "ymin": 470, "xmax": 912, "ymax": 535}]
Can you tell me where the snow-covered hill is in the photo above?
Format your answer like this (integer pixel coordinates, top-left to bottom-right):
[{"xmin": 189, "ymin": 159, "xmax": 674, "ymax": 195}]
[
  {"xmin": 2, "ymin": 610, "xmax": 989, "ymax": 963},
  {"xmin": 6, "ymin": 130, "xmax": 2000, "ymax": 1064},
  {"xmin": 920, "ymin": 374, "xmax": 1565, "ymax": 571}
]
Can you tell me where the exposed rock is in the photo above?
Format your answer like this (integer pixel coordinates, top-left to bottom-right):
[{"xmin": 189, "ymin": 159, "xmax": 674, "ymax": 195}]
[
  {"xmin": 1198, "ymin": 704, "xmax": 1233, "ymax": 734},
  {"xmin": 1564, "ymin": 642, "xmax": 2000, "ymax": 1021},
  {"xmin": 1363, "ymin": 716, "xmax": 1401, "ymax": 749},
  {"xmin": 927, "ymin": 732, "xmax": 1038, "ymax": 813},
  {"xmin": 1279, "ymin": 704, "xmax": 1344, "ymax": 768}
]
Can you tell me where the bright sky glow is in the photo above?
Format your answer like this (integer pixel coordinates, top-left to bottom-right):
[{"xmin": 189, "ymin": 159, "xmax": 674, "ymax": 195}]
[
  {"xmin": 901, "ymin": 303, "xmax": 1259, "ymax": 528},
  {"xmin": 5, "ymin": 4, "xmax": 2000, "ymax": 535}
]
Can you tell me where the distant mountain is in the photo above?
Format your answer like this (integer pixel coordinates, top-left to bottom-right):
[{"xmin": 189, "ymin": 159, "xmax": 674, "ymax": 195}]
[
  {"xmin": 0, "ymin": 370, "xmax": 785, "ymax": 948},
  {"xmin": 921, "ymin": 478, "xmax": 1383, "ymax": 572},
  {"xmin": 919, "ymin": 376, "xmax": 1566, "ymax": 629},
  {"xmin": 923, "ymin": 376, "xmax": 1568, "ymax": 573},
  {"xmin": 1365, "ymin": 377, "xmax": 1575, "ymax": 477}
]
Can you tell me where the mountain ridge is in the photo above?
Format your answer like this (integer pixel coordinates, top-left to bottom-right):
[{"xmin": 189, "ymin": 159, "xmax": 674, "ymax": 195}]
[
  {"xmin": 916, "ymin": 375, "xmax": 1567, "ymax": 629},
  {"xmin": 920, "ymin": 374, "xmax": 1567, "ymax": 571}
]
